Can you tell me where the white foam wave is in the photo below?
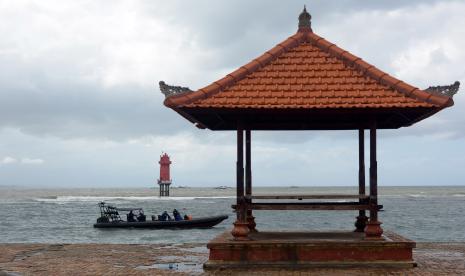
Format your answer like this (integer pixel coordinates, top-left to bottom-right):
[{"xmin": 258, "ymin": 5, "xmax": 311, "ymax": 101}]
[
  {"xmin": 35, "ymin": 195, "xmax": 235, "ymax": 203},
  {"xmin": 406, "ymin": 194, "xmax": 427, "ymax": 198},
  {"xmin": 405, "ymin": 193, "xmax": 465, "ymax": 198}
]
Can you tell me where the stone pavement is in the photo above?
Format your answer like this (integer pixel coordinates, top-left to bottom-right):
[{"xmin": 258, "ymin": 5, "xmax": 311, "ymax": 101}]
[{"xmin": 0, "ymin": 243, "xmax": 464, "ymax": 275}]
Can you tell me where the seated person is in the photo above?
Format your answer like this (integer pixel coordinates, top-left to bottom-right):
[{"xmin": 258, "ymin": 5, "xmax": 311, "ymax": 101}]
[
  {"xmin": 183, "ymin": 214, "xmax": 192, "ymax": 220},
  {"xmin": 173, "ymin": 209, "xmax": 183, "ymax": 221},
  {"xmin": 127, "ymin": 210, "xmax": 136, "ymax": 222},
  {"xmin": 158, "ymin": 211, "xmax": 171, "ymax": 221},
  {"xmin": 151, "ymin": 215, "xmax": 156, "ymax": 221},
  {"xmin": 137, "ymin": 210, "xmax": 146, "ymax": 222}
]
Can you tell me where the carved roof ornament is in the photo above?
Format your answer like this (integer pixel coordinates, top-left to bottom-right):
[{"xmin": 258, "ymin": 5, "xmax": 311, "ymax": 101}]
[
  {"xmin": 298, "ymin": 5, "xmax": 312, "ymax": 31},
  {"xmin": 425, "ymin": 81, "xmax": 460, "ymax": 98},
  {"xmin": 159, "ymin": 81, "xmax": 192, "ymax": 98}
]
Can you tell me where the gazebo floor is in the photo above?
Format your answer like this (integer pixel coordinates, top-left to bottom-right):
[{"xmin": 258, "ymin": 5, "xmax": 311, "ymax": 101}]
[{"xmin": 204, "ymin": 230, "xmax": 415, "ymax": 269}]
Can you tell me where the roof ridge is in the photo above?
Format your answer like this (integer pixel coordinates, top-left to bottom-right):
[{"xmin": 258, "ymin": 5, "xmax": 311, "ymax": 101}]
[{"xmin": 304, "ymin": 32, "xmax": 452, "ymax": 108}]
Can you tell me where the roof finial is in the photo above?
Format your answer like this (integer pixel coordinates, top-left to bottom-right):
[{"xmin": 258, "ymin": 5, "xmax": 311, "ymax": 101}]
[{"xmin": 298, "ymin": 5, "xmax": 312, "ymax": 32}]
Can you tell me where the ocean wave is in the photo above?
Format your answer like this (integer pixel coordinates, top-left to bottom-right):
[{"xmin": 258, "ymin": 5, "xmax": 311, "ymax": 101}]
[
  {"xmin": 406, "ymin": 194, "xmax": 428, "ymax": 198},
  {"xmin": 34, "ymin": 196, "xmax": 235, "ymax": 203},
  {"xmin": 405, "ymin": 193, "xmax": 465, "ymax": 198}
]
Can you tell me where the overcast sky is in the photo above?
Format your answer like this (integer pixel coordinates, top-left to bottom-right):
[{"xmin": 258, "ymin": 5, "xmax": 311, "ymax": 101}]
[{"xmin": 0, "ymin": 0, "xmax": 464, "ymax": 188}]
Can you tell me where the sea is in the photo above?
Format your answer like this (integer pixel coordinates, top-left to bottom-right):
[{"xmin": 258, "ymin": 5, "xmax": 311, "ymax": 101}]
[{"xmin": 0, "ymin": 186, "xmax": 464, "ymax": 244}]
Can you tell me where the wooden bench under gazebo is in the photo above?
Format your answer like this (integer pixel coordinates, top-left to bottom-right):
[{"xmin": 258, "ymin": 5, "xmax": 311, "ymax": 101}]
[{"xmin": 160, "ymin": 6, "xmax": 458, "ymax": 268}]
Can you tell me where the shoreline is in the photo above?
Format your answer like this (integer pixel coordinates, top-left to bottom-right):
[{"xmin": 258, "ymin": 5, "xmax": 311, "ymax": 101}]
[{"xmin": 1, "ymin": 242, "xmax": 465, "ymax": 275}]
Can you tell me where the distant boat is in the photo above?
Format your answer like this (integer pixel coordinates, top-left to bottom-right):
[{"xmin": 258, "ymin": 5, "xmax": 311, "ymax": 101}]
[
  {"xmin": 94, "ymin": 215, "xmax": 228, "ymax": 229},
  {"xmin": 173, "ymin": 186, "xmax": 189, "ymax": 189},
  {"xmin": 289, "ymin": 186, "xmax": 299, "ymax": 188},
  {"xmin": 213, "ymin": 186, "xmax": 232, "ymax": 190}
]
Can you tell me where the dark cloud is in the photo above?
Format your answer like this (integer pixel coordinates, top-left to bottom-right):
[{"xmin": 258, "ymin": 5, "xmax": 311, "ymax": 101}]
[
  {"xmin": 0, "ymin": 83, "xmax": 190, "ymax": 140},
  {"xmin": 0, "ymin": 0, "xmax": 463, "ymax": 143},
  {"xmin": 0, "ymin": 56, "xmax": 190, "ymax": 140},
  {"xmin": 2, "ymin": 1, "xmax": 465, "ymax": 188},
  {"xmin": 143, "ymin": 0, "xmax": 452, "ymax": 71}
]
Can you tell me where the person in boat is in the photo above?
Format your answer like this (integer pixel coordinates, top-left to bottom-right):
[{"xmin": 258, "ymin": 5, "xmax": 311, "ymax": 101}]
[
  {"xmin": 127, "ymin": 210, "xmax": 136, "ymax": 222},
  {"xmin": 173, "ymin": 209, "xmax": 183, "ymax": 221},
  {"xmin": 137, "ymin": 210, "xmax": 146, "ymax": 222},
  {"xmin": 183, "ymin": 214, "xmax": 192, "ymax": 220},
  {"xmin": 158, "ymin": 211, "xmax": 171, "ymax": 221}
]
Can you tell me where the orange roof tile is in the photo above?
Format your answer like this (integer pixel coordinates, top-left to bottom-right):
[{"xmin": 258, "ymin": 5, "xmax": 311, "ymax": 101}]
[{"xmin": 164, "ymin": 8, "xmax": 453, "ymax": 111}]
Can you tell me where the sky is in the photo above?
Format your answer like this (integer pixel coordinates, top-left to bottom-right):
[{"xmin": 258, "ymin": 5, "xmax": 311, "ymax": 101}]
[{"xmin": 0, "ymin": 0, "xmax": 464, "ymax": 188}]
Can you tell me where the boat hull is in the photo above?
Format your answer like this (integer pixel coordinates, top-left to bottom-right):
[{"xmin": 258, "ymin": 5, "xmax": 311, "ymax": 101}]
[{"xmin": 93, "ymin": 215, "xmax": 228, "ymax": 229}]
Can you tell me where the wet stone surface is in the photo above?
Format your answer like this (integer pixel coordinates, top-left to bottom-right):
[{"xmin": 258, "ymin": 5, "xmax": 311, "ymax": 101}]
[
  {"xmin": 137, "ymin": 262, "xmax": 203, "ymax": 275},
  {"xmin": 1, "ymin": 243, "xmax": 465, "ymax": 275}
]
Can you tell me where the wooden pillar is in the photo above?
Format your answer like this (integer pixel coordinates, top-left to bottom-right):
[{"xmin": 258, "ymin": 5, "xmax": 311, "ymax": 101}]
[
  {"xmin": 237, "ymin": 127, "xmax": 244, "ymax": 220},
  {"xmin": 355, "ymin": 128, "xmax": 368, "ymax": 232},
  {"xmin": 365, "ymin": 121, "xmax": 383, "ymax": 239},
  {"xmin": 231, "ymin": 124, "xmax": 249, "ymax": 240},
  {"xmin": 245, "ymin": 130, "xmax": 257, "ymax": 232}
]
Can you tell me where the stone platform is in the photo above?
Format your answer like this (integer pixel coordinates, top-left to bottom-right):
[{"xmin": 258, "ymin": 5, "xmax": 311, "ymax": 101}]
[{"xmin": 204, "ymin": 230, "xmax": 415, "ymax": 269}]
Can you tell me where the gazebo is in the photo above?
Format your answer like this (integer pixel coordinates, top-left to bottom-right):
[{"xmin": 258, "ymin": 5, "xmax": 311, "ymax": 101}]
[{"xmin": 161, "ymin": 7, "xmax": 458, "ymax": 268}]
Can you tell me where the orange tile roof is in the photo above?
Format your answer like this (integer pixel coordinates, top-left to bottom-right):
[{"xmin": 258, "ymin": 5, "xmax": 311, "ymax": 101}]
[{"xmin": 164, "ymin": 10, "xmax": 453, "ymax": 111}]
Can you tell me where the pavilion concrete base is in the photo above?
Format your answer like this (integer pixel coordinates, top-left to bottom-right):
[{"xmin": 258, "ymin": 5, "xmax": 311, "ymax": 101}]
[{"xmin": 204, "ymin": 230, "xmax": 415, "ymax": 269}]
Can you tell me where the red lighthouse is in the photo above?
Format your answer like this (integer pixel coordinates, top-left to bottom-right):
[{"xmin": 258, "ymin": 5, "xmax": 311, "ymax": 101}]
[{"xmin": 158, "ymin": 153, "xmax": 172, "ymax": 196}]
